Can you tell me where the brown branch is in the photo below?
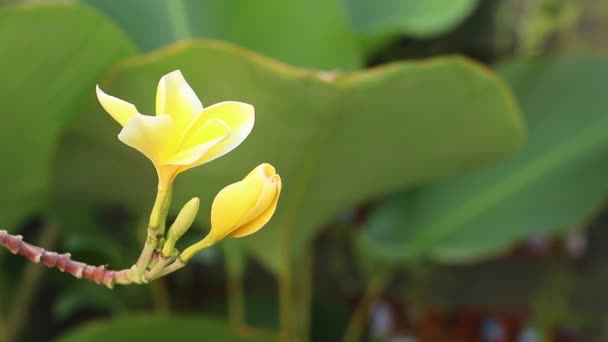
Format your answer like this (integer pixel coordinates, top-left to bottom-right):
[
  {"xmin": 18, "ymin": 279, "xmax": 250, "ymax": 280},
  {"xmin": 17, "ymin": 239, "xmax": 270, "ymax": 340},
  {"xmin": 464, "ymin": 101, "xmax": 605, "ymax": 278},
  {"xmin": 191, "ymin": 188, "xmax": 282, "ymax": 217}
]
[{"xmin": 0, "ymin": 229, "xmax": 132, "ymax": 288}]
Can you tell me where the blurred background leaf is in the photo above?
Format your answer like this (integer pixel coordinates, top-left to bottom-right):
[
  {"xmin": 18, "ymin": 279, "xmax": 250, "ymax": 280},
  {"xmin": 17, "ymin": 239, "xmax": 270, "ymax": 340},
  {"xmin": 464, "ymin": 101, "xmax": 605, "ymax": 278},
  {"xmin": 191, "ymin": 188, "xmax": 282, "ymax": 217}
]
[
  {"xmin": 0, "ymin": 4, "xmax": 136, "ymax": 231},
  {"xmin": 81, "ymin": 0, "xmax": 362, "ymax": 70},
  {"xmin": 54, "ymin": 41, "xmax": 524, "ymax": 272},
  {"xmin": 358, "ymin": 55, "xmax": 608, "ymax": 264},
  {"xmin": 58, "ymin": 315, "xmax": 274, "ymax": 341},
  {"xmin": 342, "ymin": 0, "xmax": 479, "ymax": 38}
]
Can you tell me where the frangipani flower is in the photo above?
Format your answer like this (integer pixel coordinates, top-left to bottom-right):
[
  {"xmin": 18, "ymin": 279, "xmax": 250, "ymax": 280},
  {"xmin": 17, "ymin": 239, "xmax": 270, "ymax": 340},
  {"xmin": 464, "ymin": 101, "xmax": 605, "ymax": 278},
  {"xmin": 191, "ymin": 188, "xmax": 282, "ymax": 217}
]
[
  {"xmin": 179, "ymin": 163, "xmax": 281, "ymax": 262},
  {"xmin": 96, "ymin": 70, "xmax": 254, "ymax": 189}
]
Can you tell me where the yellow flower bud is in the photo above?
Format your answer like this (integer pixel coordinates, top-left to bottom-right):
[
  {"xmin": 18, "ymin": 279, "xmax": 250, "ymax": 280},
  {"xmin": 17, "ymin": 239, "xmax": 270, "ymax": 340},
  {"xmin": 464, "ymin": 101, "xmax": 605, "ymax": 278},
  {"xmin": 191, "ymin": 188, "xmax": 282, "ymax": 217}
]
[
  {"xmin": 210, "ymin": 163, "xmax": 281, "ymax": 241},
  {"xmin": 179, "ymin": 163, "xmax": 281, "ymax": 262}
]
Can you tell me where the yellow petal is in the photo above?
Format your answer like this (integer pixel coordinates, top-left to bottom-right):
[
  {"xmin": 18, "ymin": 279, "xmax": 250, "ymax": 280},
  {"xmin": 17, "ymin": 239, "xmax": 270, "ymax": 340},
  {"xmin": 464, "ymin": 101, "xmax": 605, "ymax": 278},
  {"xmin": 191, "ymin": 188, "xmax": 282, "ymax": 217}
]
[
  {"xmin": 164, "ymin": 138, "xmax": 223, "ymax": 166},
  {"xmin": 156, "ymin": 70, "xmax": 202, "ymax": 129},
  {"xmin": 210, "ymin": 178, "xmax": 264, "ymax": 240},
  {"xmin": 168, "ymin": 119, "xmax": 230, "ymax": 168},
  {"xmin": 96, "ymin": 85, "xmax": 139, "ymax": 126},
  {"xmin": 244, "ymin": 163, "xmax": 275, "ymax": 181},
  {"xmin": 237, "ymin": 165, "xmax": 278, "ymax": 224},
  {"xmin": 117, "ymin": 114, "xmax": 173, "ymax": 166},
  {"xmin": 186, "ymin": 101, "xmax": 254, "ymax": 164},
  {"xmin": 229, "ymin": 175, "xmax": 281, "ymax": 238},
  {"xmin": 180, "ymin": 118, "xmax": 230, "ymax": 150}
]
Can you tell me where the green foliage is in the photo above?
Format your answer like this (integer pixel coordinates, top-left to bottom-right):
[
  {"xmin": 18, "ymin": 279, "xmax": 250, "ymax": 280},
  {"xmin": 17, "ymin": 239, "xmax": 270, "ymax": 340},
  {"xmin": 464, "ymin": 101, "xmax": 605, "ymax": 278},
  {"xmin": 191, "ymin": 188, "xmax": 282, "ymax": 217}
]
[
  {"xmin": 53, "ymin": 41, "xmax": 524, "ymax": 272},
  {"xmin": 359, "ymin": 55, "xmax": 608, "ymax": 264},
  {"xmin": 342, "ymin": 0, "xmax": 479, "ymax": 38},
  {"xmin": 0, "ymin": 1, "xmax": 604, "ymax": 340},
  {"xmin": 82, "ymin": 0, "xmax": 362, "ymax": 70},
  {"xmin": 58, "ymin": 315, "xmax": 273, "ymax": 342},
  {"xmin": 82, "ymin": 0, "xmax": 483, "ymax": 70},
  {"xmin": 0, "ymin": 4, "xmax": 136, "ymax": 230}
]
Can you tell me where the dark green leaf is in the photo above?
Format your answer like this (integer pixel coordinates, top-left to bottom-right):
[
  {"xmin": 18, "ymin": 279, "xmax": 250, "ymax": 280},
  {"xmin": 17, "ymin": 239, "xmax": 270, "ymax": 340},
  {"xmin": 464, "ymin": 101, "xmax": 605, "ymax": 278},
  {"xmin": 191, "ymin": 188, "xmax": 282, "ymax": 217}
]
[{"xmin": 359, "ymin": 56, "xmax": 608, "ymax": 263}]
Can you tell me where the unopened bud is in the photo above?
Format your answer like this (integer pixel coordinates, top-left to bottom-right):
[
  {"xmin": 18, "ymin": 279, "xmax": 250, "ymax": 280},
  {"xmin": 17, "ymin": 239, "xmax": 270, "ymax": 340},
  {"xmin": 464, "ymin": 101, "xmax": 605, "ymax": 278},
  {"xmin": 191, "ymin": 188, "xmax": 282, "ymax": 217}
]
[{"xmin": 162, "ymin": 197, "xmax": 199, "ymax": 257}]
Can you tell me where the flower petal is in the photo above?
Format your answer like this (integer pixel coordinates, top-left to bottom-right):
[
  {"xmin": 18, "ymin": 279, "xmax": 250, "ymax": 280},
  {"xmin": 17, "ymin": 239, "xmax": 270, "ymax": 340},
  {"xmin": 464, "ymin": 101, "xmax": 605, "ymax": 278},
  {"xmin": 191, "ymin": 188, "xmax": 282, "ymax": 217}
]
[
  {"xmin": 96, "ymin": 85, "xmax": 139, "ymax": 126},
  {"xmin": 180, "ymin": 118, "xmax": 230, "ymax": 150},
  {"xmin": 244, "ymin": 163, "xmax": 276, "ymax": 181},
  {"xmin": 166, "ymin": 119, "xmax": 230, "ymax": 168},
  {"xmin": 210, "ymin": 179, "xmax": 264, "ymax": 240},
  {"xmin": 188, "ymin": 101, "xmax": 254, "ymax": 164},
  {"xmin": 155, "ymin": 70, "xmax": 202, "ymax": 129},
  {"xmin": 118, "ymin": 114, "xmax": 173, "ymax": 166},
  {"xmin": 229, "ymin": 175, "xmax": 281, "ymax": 238},
  {"xmin": 237, "ymin": 165, "xmax": 278, "ymax": 224}
]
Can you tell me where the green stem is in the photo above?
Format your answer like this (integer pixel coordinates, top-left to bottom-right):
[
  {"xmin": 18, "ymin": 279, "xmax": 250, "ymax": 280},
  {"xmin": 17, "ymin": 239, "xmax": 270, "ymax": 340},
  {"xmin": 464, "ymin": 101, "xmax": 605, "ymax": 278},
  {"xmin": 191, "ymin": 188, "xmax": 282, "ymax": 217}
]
[
  {"xmin": 341, "ymin": 268, "xmax": 393, "ymax": 342},
  {"xmin": 278, "ymin": 256, "xmax": 293, "ymax": 341},
  {"xmin": 150, "ymin": 278, "xmax": 172, "ymax": 313},
  {"xmin": 5, "ymin": 225, "xmax": 58, "ymax": 342},
  {"xmin": 149, "ymin": 187, "xmax": 171, "ymax": 232},
  {"xmin": 132, "ymin": 186, "xmax": 172, "ymax": 281},
  {"xmin": 157, "ymin": 187, "xmax": 172, "ymax": 238},
  {"xmin": 179, "ymin": 234, "xmax": 215, "ymax": 262},
  {"xmin": 226, "ymin": 265, "xmax": 246, "ymax": 330},
  {"xmin": 223, "ymin": 242, "xmax": 246, "ymax": 331},
  {"xmin": 145, "ymin": 255, "xmax": 172, "ymax": 280},
  {"xmin": 294, "ymin": 245, "xmax": 313, "ymax": 342},
  {"xmin": 151, "ymin": 258, "xmax": 186, "ymax": 280}
]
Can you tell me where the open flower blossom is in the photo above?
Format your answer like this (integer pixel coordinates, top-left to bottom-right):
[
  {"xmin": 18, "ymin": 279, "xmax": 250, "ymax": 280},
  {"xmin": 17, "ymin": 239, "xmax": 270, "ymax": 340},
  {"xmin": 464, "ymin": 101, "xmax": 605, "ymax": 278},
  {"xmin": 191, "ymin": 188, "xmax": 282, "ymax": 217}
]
[{"xmin": 96, "ymin": 70, "xmax": 254, "ymax": 189}]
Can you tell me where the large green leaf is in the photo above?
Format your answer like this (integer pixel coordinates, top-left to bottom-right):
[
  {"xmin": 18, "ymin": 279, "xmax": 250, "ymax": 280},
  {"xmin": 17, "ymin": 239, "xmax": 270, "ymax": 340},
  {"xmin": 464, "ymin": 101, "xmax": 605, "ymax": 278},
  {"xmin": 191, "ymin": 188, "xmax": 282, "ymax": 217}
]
[
  {"xmin": 58, "ymin": 315, "xmax": 273, "ymax": 341},
  {"xmin": 341, "ymin": 0, "xmax": 479, "ymax": 38},
  {"xmin": 54, "ymin": 41, "xmax": 524, "ymax": 272},
  {"xmin": 359, "ymin": 56, "xmax": 608, "ymax": 263},
  {"xmin": 81, "ymin": 0, "xmax": 362, "ymax": 70},
  {"xmin": 0, "ymin": 4, "xmax": 136, "ymax": 229}
]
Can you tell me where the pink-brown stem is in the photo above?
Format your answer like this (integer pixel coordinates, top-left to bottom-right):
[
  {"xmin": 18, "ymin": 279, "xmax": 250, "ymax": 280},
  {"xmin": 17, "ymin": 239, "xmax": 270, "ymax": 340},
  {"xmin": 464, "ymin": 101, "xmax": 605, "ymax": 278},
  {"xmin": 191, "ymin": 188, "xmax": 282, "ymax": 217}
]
[{"xmin": 0, "ymin": 229, "xmax": 132, "ymax": 288}]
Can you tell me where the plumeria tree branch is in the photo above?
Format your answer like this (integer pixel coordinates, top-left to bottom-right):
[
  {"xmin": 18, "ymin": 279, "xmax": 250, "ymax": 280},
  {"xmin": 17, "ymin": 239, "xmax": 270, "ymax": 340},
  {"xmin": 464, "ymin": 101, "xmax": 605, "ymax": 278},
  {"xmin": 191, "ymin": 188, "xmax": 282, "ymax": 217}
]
[
  {"xmin": 1, "ymin": 70, "xmax": 282, "ymax": 288},
  {"xmin": 0, "ymin": 229, "xmax": 131, "ymax": 288}
]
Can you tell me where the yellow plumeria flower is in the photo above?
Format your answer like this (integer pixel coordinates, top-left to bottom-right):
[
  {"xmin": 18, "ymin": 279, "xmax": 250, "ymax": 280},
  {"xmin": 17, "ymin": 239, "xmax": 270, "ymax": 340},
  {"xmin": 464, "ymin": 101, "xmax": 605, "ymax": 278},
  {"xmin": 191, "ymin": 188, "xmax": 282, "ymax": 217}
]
[
  {"xmin": 96, "ymin": 70, "xmax": 254, "ymax": 189},
  {"xmin": 180, "ymin": 163, "xmax": 281, "ymax": 262}
]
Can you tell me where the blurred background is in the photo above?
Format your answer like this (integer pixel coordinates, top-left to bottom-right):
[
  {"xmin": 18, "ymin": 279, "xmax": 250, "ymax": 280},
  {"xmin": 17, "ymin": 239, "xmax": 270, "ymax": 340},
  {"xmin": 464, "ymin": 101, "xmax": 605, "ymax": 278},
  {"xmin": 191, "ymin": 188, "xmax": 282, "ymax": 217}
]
[{"xmin": 0, "ymin": 0, "xmax": 607, "ymax": 341}]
